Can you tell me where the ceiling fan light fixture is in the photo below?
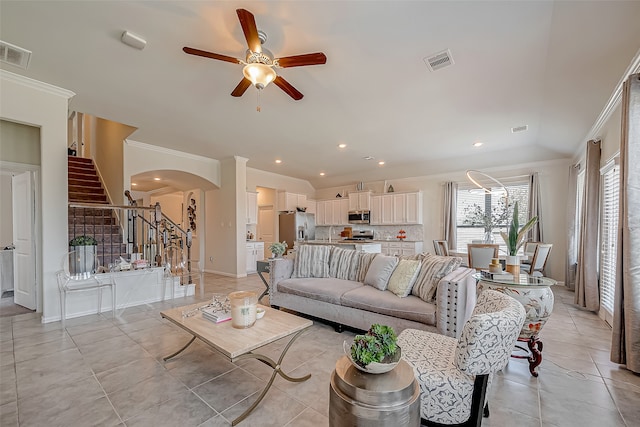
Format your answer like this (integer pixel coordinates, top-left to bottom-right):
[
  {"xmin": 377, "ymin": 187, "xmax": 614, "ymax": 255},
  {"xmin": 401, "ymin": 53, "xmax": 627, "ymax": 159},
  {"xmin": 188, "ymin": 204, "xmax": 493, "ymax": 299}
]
[{"xmin": 243, "ymin": 63, "xmax": 276, "ymax": 89}]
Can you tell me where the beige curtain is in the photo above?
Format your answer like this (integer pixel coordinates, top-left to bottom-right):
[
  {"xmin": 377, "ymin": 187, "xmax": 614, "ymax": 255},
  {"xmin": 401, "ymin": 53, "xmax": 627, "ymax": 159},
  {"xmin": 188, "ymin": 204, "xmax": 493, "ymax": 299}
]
[
  {"xmin": 565, "ymin": 164, "xmax": 580, "ymax": 290},
  {"xmin": 611, "ymin": 73, "xmax": 640, "ymax": 373},
  {"xmin": 575, "ymin": 139, "xmax": 601, "ymax": 311},
  {"xmin": 528, "ymin": 172, "xmax": 543, "ymax": 242},
  {"xmin": 443, "ymin": 182, "xmax": 457, "ymax": 251}
]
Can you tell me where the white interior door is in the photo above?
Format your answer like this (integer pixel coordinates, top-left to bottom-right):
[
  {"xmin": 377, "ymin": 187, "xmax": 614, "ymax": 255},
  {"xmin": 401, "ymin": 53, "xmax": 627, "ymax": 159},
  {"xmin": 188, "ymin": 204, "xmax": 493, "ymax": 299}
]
[
  {"xmin": 12, "ymin": 171, "xmax": 36, "ymax": 310},
  {"xmin": 258, "ymin": 206, "xmax": 274, "ymax": 256}
]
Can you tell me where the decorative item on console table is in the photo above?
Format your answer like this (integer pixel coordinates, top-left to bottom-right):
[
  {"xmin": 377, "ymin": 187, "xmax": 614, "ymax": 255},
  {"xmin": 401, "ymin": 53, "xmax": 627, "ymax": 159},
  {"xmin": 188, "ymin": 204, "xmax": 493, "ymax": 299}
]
[
  {"xmin": 68, "ymin": 235, "xmax": 98, "ymax": 276},
  {"xmin": 396, "ymin": 229, "xmax": 406, "ymax": 241},
  {"xmin": 268, "ymin": 241, "xmax": 287, "ymax": 258},
  {"xmin": 500, "ymin": 201, "xmax": 537, "ymax": 276}
]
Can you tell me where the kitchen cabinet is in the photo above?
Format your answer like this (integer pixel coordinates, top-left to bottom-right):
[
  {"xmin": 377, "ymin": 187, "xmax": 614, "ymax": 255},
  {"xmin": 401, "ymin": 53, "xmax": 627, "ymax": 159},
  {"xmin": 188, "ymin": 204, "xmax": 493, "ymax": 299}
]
[
  {"xmin": 379, "ymin": 241, "xmax": 423, "ymax": 256},
  {"xmin": 316, "ymin": 199, "xmax": 349, "ymax": 225},
  {"xmin": 246, "ymin": 241, "xmax": 264, "ymax": 273},
  {"xmin": 246, "ymin": 192, "xmax": 258, "ymax": 224},
  {"xmin": 371, "ymin": 192, "xmax": 422, "ymax": 225},
  {"xmin": 305, "ymin": 199, "xmax": 317, "ymax": 215},
  {"xmin": 278, "ymin": 192, "xmax": 307, "ymax": 212},
  {"xmin": 348, "ymin": 191, "xmax": 371, "ymax": 211}
]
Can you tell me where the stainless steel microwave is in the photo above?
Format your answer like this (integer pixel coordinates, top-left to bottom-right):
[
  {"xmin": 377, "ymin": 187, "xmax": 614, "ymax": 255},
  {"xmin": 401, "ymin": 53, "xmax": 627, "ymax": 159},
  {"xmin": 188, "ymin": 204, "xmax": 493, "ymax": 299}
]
[{"xmin": 348, "ymin": 210, "xmax": 371, "ymax": 224}]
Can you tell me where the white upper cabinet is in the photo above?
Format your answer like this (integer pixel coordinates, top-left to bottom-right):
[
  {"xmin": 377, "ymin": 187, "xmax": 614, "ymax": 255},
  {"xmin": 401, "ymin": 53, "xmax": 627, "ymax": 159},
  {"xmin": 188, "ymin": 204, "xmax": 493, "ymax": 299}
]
[
  {"xmin": 348, "ymin": 191, "xmax": 371, "ymax": 211},
  {"xmin": 370, "ymin": 191, "xmax": 422, "ymax": 225},
  {"xmin": 278, "ymin": 192, "xmax": 307, "ymax": 212},
  {"xmin": 246, "ymin": 192, "xmax": 258, "ymax": 224},
  {"xmin": 316, "ymin": 199, "xmax": 349, "ymax": 225}
]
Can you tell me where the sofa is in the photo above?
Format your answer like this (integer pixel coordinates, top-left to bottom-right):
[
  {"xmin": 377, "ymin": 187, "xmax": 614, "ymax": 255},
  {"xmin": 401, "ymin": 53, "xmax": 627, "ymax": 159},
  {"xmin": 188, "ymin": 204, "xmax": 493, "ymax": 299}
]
[{"xmin": 268, "ymin": 245, "xmax": 477, "ymax": 338}]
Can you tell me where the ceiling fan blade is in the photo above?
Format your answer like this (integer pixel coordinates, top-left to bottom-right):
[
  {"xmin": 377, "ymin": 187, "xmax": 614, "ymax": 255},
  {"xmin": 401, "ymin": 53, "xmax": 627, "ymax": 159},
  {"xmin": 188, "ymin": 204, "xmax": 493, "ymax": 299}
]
[
  {"xmin": 182, "ymin": 47, "xmax": 240, "ymax": 64},
  {"xmin": 231, "ymin": 78, "xmax": 252, "ymax": 97},
  {"xmin": 275, "ymin": 53, "xmax": 327, "ymax": 68},
  {"xmin": 273, "ymin": 76, "xmax": 303, "ymax": 100},
  {"xmin": 236, "ymin": 8, "xmax": 261, "ymax": 53}
]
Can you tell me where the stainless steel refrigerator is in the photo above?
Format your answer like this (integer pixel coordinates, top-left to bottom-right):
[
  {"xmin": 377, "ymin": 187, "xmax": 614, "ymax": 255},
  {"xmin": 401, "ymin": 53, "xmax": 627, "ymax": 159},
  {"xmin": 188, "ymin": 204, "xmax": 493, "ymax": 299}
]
[{"xmin": 278, "ymin": 212, "xmax": 316, "ymax": 251}]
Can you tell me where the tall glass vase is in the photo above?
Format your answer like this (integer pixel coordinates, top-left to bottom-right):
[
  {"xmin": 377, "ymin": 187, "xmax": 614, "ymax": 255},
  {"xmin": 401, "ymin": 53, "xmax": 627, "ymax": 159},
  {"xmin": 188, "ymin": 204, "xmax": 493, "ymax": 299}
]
[{"xmin": 483, "ymin": 231, "xmax": 495, "ymax": 244}]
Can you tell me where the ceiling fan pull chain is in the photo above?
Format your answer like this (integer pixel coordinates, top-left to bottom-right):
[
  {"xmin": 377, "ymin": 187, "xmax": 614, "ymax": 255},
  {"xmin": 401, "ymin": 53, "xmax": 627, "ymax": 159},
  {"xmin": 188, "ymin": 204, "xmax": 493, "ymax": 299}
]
[{"xmin": 256, "ymin": 89, "xmax": 261, "ymax": 112}]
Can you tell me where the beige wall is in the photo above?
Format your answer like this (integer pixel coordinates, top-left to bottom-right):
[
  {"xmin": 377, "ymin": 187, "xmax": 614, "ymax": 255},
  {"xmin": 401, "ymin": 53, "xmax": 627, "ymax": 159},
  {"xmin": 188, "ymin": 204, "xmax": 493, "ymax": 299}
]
[
  {"xmin": 599, "ymin": 104, "xmax": 622, "ymax": 165},
  {"xmin": 0, "ymin": 70, "xmax": 74, "ymax": 321},
  {"xmin": 0, "ymin": 119, "xmax": 41, "ymax": 164},
  {"xmin": 205, "ymin": 157, "xmax": 248, "ymax": 277},
  {"xmin": 91, "ymin": 117, "xmax": 136, "ymax": 205},
  {"xmin": 247, "ymin": 167, "xmax": 315, "ymax": 195},
  {"xmin": 0, "ymin": 174, "xmax": 13, "ymax": 247}
]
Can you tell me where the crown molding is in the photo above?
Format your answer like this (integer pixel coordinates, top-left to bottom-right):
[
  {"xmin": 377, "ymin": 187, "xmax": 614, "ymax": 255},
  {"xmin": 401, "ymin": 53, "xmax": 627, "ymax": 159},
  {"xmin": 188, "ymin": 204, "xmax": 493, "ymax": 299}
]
[
  {"xmin": 0, "ymin": 70, "xmax": 75, "ymax": 99},
  {"xmin": 125, "ymin": 139, "xmax": 218, "ymax": 164}
]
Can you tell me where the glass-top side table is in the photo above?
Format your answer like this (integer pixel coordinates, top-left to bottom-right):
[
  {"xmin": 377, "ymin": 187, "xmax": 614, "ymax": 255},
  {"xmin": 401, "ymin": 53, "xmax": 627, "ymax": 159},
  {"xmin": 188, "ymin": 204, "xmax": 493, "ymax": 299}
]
[{"xmin": 473, "ymin": 273, "xmax": 557, "ymax": 377}]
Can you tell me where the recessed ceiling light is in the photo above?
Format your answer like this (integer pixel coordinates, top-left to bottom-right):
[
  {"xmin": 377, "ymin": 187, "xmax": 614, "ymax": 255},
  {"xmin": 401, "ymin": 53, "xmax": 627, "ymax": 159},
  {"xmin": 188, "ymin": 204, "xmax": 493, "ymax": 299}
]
[
  {"xmin": 473, "ymin": 142, "xmax": 483, "ymax": 147},
  {"xmin": 153, "ymin": 177, "xmax": 161, "ymax": 181},
  {"xmin": 131, "ymin": 183, "xmax": 137, "ymax": 186},
  {"xmin": 320, "ymin": 172, "xmax": 325, "ymax": 176},
  {"xmin": 363, "ymin": 156, "xmax": 375, "ymax": 160},
  {"xmin": 275, "ymin": 159, "xmax": 282, "ymax": 164},
  {"xmin": 378, "ymin": 161, "xmax": 385, "ymax": 165},
  {"xmin": 338, "ymin": 143, "xmax": 347, "ymax": 149}
]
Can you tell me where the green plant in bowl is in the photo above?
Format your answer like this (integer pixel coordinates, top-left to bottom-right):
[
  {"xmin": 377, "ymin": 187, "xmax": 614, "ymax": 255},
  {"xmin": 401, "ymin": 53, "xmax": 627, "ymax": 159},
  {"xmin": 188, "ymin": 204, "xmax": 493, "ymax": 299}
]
[
  {"xmin": 347, "ymin": 324, "xmax": 400, "ymax": 373},
  {"xmin": 69, "ymin": 235, "xmax": 98, "ymax": 246}
]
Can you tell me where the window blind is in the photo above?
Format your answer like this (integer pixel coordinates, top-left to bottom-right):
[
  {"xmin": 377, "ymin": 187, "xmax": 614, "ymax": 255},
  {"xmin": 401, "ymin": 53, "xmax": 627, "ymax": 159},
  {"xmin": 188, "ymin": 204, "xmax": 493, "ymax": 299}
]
[{"xmin": 600, "ymin": 163, "xmax": 619, "ymax": 317}]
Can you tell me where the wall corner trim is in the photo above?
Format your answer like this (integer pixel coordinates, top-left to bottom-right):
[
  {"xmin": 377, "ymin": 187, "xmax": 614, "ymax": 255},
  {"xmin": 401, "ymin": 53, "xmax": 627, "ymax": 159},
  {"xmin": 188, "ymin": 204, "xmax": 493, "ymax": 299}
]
[{"xmin": 0, "ymin": 70, "xmax": 75, "ymax": 99}]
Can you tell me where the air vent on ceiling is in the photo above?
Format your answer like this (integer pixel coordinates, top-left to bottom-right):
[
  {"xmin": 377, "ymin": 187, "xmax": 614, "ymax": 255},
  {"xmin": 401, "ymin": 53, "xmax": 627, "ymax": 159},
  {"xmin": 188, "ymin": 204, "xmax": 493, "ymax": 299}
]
[
  {"xmin": 0, "ymin": 41, "xmax": 31, "ymax": 69},
  {"xmin": 424, "ymin": 49, "xmax": 454, "ymax": 72},
  {"xmin": 511, "ymin": 125, "xmax": 529, "ymax": 133}
]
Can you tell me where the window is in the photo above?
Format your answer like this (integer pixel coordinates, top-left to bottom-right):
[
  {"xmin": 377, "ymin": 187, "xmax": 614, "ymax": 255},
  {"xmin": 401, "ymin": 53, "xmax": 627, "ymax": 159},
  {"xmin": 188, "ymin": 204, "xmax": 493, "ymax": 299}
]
[
  {"xmin": 456, "ymin": 179, "xmax": 530, "ymax": 253},
  {"xmin": 599, "ymin": 160, "xmax": 619, "ymax": 324}
]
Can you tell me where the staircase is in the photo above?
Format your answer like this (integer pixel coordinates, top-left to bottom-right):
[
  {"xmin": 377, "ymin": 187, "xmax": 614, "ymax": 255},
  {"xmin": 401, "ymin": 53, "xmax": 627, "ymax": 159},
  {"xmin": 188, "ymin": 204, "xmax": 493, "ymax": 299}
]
[{"xmin": 67, "ymin": 156, "xmax": 127, "ymax": 266}]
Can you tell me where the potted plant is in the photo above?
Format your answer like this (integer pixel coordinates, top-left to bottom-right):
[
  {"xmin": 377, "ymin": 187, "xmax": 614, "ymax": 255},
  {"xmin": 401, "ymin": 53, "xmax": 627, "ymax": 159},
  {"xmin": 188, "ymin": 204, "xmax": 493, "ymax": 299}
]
[
  {"xmin": 500, "ymin": 202, "xmax": 537, "ymax": 274},
  {"xmin": 268, "ymin": 241, "xmax": 287, "ymax": 258},
  {"xmin": 346, "ymin": 324, "xmax": 401, "ymax": 374},
  {"xmin": 68, "ymin": 235, "xmax": 98, "ymax": 276}
]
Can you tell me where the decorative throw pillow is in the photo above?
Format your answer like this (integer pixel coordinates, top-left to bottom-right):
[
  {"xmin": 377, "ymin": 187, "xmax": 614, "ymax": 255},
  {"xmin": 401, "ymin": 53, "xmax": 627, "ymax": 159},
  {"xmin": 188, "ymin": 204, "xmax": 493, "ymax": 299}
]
[
  {"xmin": 387, "ymin": 259, "xmax": 422, "ymax": 297},
  {"xmin": 364, "ymin": 255, "xmax": 399, "ymax": 291},
  {"xmin": 356, "ymin": 252, "xmax": 378, "ymax": 282},
  {"xmin": 329, "ymin": 247, "xmax": 360, "ymax": 280},
  {"xmin": 411, "ymin": 253, "xmax": 462, "ymax": 302},
  {"xmin": 292, "ymin": 244, "xmax": 331, "ymax": 278}
]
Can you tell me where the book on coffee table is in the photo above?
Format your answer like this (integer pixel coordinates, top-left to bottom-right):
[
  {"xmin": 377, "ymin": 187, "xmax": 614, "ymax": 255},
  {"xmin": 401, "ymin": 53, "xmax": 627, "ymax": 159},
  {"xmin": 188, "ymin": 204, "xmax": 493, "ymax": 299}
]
[{"xmin": 201, "ymin": 307, "xmax": 232, "ymax": 323}]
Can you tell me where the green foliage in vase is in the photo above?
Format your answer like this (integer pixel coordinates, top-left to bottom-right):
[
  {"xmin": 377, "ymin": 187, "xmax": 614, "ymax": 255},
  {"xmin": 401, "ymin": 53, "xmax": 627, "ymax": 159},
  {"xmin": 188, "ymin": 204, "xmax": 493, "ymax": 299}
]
[
  {"xmin": 350, "ymin": 324, "xmax": 398, "ymax": 368},
  {"xmin": 69, "ymin": 235, "xmax": 98, "ymax": 246},
  {"xmin": 463, "ymin": 199, "xmax": 509, "ymax": 233},
  {"xmin": 500, "ymin": 201, "xmax": 538, "ymax": 256},
  {"xmin": 268, "ymin": 241, "xmax": 287, "ymax": 256}
]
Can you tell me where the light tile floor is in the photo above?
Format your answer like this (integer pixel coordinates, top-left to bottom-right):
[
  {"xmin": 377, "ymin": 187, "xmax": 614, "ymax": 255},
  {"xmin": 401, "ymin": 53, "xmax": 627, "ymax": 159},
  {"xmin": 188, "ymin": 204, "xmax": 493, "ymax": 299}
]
[{"xmin": 0, "ymin": 273, "xmax": 638, "ymax": 426}]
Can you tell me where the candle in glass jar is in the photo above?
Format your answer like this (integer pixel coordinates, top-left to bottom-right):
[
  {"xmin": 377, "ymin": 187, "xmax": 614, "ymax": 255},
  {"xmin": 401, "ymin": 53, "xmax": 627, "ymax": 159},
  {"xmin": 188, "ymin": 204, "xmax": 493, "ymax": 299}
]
[{"xmin": 229, "ymin": 291, "xmax": 257, "ymax": 329}]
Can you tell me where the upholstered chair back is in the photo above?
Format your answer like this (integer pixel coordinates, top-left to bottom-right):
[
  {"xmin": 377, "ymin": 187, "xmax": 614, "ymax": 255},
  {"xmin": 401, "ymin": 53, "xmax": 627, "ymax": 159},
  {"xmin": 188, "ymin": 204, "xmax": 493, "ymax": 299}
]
[{"xmin": 454, "ymin": 290, "xmax": 525, "ymax": 376}]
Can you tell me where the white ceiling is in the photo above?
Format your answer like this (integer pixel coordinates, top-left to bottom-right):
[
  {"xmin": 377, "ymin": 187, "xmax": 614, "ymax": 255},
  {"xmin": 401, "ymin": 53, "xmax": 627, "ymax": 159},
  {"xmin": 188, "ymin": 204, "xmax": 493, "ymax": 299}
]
[{"xmin": 2, "ymin": 1, "xmax": 639, "ymax": 189}]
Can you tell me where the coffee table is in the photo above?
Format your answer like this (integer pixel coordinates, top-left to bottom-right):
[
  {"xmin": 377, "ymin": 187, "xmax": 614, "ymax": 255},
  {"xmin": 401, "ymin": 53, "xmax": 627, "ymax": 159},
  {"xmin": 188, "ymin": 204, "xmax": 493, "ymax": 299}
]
[{"xmin": 161, "ymin": 303, "xmax": 313, "ymax": 425}]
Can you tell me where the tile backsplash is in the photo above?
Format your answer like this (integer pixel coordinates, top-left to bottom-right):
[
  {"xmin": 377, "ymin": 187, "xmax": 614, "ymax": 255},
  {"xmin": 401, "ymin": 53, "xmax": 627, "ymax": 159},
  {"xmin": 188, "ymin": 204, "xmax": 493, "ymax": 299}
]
[{"xmin": 315, "ymin": 225, "xmax": 423, "ymax": 241}]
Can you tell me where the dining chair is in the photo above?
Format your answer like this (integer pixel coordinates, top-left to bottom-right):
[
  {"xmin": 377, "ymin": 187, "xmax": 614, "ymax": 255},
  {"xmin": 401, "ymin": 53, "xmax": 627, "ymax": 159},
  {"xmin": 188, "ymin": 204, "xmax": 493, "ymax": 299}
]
[
  {"xmin": 467, "ymin": 244, "xmax": 499, "ymax": 271},
  {"xmin": 521, "ymin": 243, "xmax": 552, "ymax": 276},
  {"xmin": 521, "ymin": 241, "xmax": 539, "ymax": 266},
  {"xmin": 56, "ymin": 250, "xmax": 115, "ymax": 326},
  {"xmin": 433, "ymin": 240, "xmax": 450, "ymax": 256}
]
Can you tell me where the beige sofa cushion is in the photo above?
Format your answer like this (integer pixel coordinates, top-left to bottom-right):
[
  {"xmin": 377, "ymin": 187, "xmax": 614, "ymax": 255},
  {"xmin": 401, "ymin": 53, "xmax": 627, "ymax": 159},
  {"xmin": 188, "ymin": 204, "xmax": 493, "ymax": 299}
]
[
  {"xmin": 277, "ymin": 277, "xmax": 363, "ymax": 305},
  {"xmin": 387, "ymin": 259, "xmax": 422, "ymax": 297},
  {"xmin": 293, "ymin": 245, "xmax": 331, "ymax": 278},
  {"xmin": 364, "ymin": 255, "xmax": 399, "ymax": 290},
  {"xmin": 411, "ymin": 254, "xmax": 463, "ymax": 302},
  {"xmin": 341, "ymin": 286, "xmax": 436, "ymax": 325},
  {"xmin": 329, "ymin": 247, "xmax": 360, "ymax": 280},
  {"xmin": 356, "ymin": 252, "xmax": 378, "ymax": 282}
]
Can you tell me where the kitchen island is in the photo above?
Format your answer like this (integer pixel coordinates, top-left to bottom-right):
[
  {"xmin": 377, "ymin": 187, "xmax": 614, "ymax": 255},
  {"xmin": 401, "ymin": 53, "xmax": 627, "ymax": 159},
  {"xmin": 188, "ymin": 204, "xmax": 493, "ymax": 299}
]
[{"xmin": 298, "ymin": 240, "xmax": 382, "ymax": 253}]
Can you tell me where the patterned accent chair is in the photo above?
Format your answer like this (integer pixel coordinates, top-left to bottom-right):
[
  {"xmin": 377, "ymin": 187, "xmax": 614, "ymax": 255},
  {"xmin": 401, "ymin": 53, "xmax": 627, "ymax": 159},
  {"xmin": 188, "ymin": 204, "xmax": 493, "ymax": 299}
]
[{"xmin": 398, "ymin": 290, "xmax": 525, "ymax": 426}]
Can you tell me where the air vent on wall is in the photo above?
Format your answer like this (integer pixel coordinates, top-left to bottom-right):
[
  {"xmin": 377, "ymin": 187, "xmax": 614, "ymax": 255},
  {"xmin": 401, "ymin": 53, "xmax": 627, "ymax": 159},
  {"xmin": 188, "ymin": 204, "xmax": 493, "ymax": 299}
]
[
  {"xmin": 511, "ymin": 125, "xmax": 528, "ymax": 133},
  {"xmin": 424, "ymin": 49, "xmax": 454, "ymax": 72},
  {"xmin": 0, "ymin": 41, "xmax": 31, "ymax": 69}
]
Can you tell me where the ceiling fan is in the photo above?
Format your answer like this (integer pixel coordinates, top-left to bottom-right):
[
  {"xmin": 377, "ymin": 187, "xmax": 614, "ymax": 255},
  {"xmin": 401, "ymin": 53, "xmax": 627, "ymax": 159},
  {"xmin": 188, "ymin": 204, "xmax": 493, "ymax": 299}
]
[{"xmin": 183, "ymin": 8, "xmax": 327, "ymax": 101}]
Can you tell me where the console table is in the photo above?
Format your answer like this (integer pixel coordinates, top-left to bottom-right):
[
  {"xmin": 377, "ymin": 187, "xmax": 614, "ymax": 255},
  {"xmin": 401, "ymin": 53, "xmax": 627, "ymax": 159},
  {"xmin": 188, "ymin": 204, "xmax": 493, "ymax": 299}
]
[
  {"xmin": 256, "ymin": 260, "xmax": 270, "ymax": 302},
  {"xmin": 473, "ymin": 273, "xmax": 556, "ymax": 377}
]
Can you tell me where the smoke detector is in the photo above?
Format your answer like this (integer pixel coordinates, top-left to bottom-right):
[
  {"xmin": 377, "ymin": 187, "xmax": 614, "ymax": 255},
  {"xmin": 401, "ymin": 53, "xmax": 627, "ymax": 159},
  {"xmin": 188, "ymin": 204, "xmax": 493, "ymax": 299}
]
[
  {"xmin": 424, "ymin": 49, "xmax": 454, "ymax": 72},
  {"xmin": 0, "ymin": 41, "xmax": 31, "ymax": 69}
]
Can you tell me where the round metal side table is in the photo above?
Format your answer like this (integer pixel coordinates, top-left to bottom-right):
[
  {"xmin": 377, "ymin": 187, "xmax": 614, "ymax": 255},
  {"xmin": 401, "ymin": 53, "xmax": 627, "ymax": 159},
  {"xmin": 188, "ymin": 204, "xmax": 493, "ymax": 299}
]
[{"xmin": 329, "ymin": 356, "xmax": 420, "ymax": 427}]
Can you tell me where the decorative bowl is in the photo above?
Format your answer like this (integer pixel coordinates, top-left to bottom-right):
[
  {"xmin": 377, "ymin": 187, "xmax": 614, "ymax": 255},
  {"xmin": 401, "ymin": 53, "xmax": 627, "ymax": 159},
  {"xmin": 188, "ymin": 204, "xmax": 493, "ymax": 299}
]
[
  {"xmin": 256, "ymin": 308, "xmax": 265, "ymax": 319},
  {"xmin": 343, "ymin": 341, "xmax": 401, "ymax": 374}
]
